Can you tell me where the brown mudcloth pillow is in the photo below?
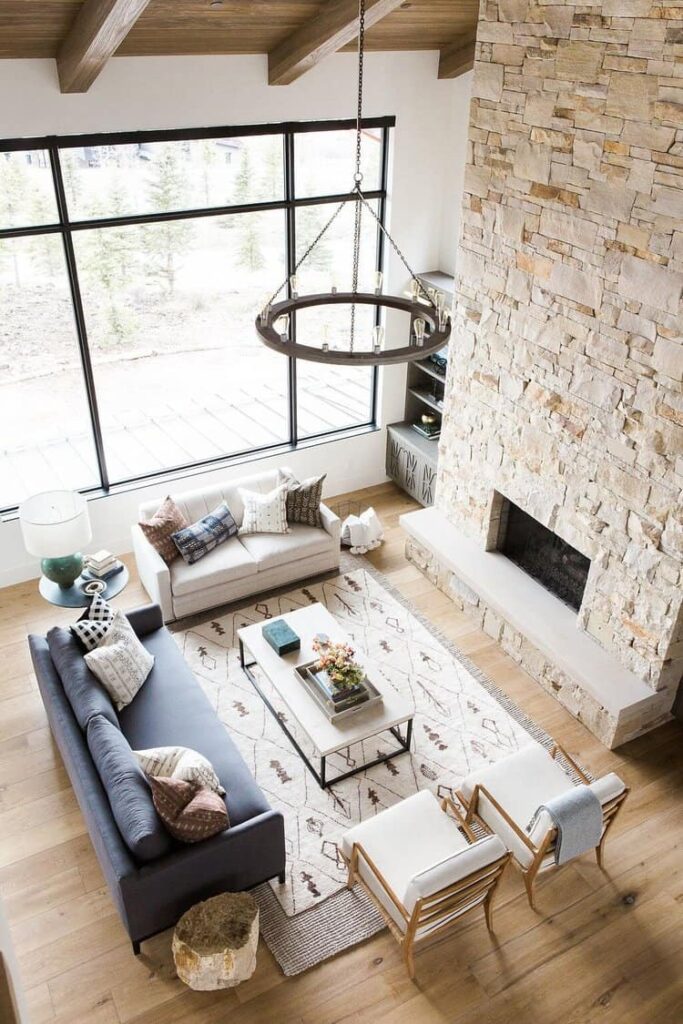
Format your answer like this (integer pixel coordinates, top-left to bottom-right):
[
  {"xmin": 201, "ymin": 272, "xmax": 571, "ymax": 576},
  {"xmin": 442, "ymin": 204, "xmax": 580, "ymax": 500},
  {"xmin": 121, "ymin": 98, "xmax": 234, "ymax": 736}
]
[
  {"xmin": 278, "ymin": 470, "xmax": 326, "ymax": 528},
  {"xmin": 149, "ymin": 776, "xmax": 229, "ymax": 843},
  {"xmin": 139, "ymin": 496, "xmax": 188, "ymax": 565}
]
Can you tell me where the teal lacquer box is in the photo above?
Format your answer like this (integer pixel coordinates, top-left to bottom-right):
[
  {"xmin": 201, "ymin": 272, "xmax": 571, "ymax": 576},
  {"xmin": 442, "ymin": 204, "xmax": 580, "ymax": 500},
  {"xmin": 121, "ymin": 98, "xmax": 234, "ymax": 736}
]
[{"xmin": 262, "ymin": 619, "xmax": 301, "ymax": 656}]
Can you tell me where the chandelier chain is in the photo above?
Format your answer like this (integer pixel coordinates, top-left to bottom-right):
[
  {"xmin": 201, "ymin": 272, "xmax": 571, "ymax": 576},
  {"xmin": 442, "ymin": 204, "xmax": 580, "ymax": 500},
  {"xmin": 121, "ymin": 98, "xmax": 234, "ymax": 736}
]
[
  {"xmin": 265, "ymin": 198, "xmax": 347, "ymax": 309},
  {"xmin": 356, "ymin": 190, "xmax": 431, "ymax": 302},
  {"xmin": 350, "ymin": 0, "xmax": 366, "ymax": 353}
]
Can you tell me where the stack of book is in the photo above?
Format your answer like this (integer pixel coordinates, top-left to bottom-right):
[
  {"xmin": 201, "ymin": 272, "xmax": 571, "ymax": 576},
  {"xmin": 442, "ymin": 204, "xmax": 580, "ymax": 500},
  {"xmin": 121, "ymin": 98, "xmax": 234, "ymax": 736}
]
[
  {"xmin": 83, "ymin": 550, "xmax": 124, "ymax": 581},
  {"xmin": 306, "ymin": 666, "xmax": 370, "ymax": 714},
  {"xmin": 412, "ymin": 420, "xmax": 441, "ymax": 440}
]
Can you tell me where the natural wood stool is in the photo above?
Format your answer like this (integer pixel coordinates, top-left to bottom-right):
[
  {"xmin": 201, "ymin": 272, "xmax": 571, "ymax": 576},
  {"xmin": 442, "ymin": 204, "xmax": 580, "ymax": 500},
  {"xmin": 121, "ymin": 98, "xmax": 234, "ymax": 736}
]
[{"xmin": 172, "ymin": 892, "xmax": 259, "ymax": 990}]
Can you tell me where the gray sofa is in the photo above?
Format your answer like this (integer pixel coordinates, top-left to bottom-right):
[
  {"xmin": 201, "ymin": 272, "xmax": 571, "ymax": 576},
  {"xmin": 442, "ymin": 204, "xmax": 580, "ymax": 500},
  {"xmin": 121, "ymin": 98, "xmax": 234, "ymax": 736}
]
[{"xmin": 28, "ymin": 604, "xmax": 285, "ymax": 954}]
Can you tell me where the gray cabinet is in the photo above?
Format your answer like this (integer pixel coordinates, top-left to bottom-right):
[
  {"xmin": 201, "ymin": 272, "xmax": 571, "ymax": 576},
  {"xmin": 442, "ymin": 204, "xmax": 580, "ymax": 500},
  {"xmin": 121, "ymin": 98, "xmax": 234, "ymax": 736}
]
[
  {"xmin": 385, "ymin": 270, "xmax": 452, "ymax": 508},
  {"xmin": 386, "ymin": 423, "xmax": 438, "ymax": 506}
]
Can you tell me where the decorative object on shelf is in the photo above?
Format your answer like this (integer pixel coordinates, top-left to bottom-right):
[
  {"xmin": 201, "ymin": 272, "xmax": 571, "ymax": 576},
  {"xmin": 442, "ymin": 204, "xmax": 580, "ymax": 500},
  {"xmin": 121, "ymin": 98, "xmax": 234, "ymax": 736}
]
[
  {"xmin": 173, "ymin": 892, "xmax": 259, "ymax": 990},
  {"xmin": 411, "ymin": 420, "xmax": 441, "ymax": 441},
  {"xmin": 340, "ymin": 506, "xmax": 384, "ymax": 554},
  {"xmin": 262, "ymin": 618, "xmax": 301, "ymax": 656},
  {"xmin": 19, "ymin": 489, "xmax": 92, "ymax": 589},
  {"xmin": 82, "ymin": 578, "xmax": 107, "ymax": 597},
  {"xmin": 254, "ymin": 0, "xmax": 451, "ymax": 367}
]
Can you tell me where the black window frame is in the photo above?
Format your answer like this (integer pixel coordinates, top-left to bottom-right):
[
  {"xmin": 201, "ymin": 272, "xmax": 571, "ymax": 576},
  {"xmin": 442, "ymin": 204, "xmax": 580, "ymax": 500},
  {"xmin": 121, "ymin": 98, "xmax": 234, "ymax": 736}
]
[{"xmin": 0, "ymin": 116, "xmax": 394, "ymax": 515}]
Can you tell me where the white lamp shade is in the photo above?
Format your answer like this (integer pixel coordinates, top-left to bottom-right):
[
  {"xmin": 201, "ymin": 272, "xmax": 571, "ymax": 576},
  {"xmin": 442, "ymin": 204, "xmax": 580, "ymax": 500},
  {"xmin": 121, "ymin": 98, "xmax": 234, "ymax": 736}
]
[{"xmin": 19, "ymin": 490, "xmax": 92, "ymax": 558}]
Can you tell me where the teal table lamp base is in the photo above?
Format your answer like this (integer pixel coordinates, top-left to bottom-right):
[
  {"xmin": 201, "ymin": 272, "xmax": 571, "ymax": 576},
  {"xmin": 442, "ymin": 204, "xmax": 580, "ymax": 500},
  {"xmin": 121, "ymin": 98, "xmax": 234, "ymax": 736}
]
[{"xmin": 41, "ymin": 553, "xmax": 84, "ymax": 589}]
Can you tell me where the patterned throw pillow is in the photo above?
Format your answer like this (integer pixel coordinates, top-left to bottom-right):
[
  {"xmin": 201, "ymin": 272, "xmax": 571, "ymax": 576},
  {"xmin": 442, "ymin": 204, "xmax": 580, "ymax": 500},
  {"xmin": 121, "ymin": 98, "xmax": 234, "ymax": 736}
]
[
  {"xmin": 149, "ymin": 776, "xmax": 229, "ymax": 843},
  {"xmin": 278, "ymin": 470, "xmax": 326, "ymax": 528},
  {"xmin": 238, "ymin": 483, "xmax": 289, "ymax": 536},
  {"xmin": 71, "ymin": 594, "xmax": 116, "ymax": 651},
  {"xmin": 84, "ymin": 610, "xmax": 155, "ymax": 710},
  {"xmin": 171, "ymin": 502, "xmax": 238, "ymax": 565},
  {"xmin": 134, "ymin": 745, "xmax": 226, "ymax": 796},
  {"xmin": 139, "ymin": 496, "xmax": 189, "ymax": 565}
]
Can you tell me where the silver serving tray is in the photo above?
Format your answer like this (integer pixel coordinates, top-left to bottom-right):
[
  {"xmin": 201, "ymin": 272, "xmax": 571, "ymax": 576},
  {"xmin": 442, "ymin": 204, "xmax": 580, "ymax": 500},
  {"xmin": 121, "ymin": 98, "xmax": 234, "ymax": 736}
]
[{"xmin": 293, "ymin": 660, "xmax": 384, "ymax": 722}]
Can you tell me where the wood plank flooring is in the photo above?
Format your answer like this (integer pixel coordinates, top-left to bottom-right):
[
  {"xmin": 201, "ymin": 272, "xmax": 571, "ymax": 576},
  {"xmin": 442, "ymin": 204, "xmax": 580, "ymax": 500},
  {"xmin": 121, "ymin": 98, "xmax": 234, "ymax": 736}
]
[{"xmin": 1, "ymin": 482, "xmax": 681, "ymax": 1024}]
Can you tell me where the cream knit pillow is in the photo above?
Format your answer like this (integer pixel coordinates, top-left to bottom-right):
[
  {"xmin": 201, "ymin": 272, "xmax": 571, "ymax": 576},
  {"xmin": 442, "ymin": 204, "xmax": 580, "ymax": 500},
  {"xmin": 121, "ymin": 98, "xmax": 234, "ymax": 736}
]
[
  {"xmin": 84, "ymin": 610, "xmax": 154, "ymax": 711},
  {"xmin": 134, "ymin": 745, "xmax": 226, "ymax": 797},
  {"xmin": 238, "ymin": 483, "xmax": 289, "ymax": 535}
]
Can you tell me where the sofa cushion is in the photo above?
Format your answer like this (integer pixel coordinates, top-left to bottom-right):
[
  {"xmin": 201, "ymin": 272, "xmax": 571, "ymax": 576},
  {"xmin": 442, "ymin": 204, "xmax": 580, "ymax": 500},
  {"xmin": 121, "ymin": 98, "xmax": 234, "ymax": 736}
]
[
  {"xmin": 149, "ymin": 776, "xmax": 229, "ymax": 843},
  {"xmin": 84, "ymin": 610, "xmax": 155, "ymax": 711},
  {"xmin": 134, "ymin": 745, "xmax": 225, "ymax": 796},
  {"xmin": 71, "ymin": 595, "xmax": 116, "ymax": 652},
  {"xmin": 139, "ymin": 495, "xmax": 189, "ymax": 565},
  {"xmin": 279, "ymin": 470, "xmax": 326, "ymax": 528},
  {"xmin": 87, "ymin": 715, "xmax": 172, "ymax": 862},
  {"xmin": 238, "ymin": 484, "xmax": 289, "ymax": 536},
  {"xmin": 240, "ymin": 523, "xmax": 334, "ymax": 572},
  {"xmin": 118, "ymin": 627, "xmax": 271, "ymax": 828},
  {"xmin": 172, "ymin": 502, "xmax": 238, "ymax": 565},
  {"xmin": 170, "ymin": 537, "xmax": 257, "ymax": 597},
  {"xmin": 47, "ymin": 626, "xmax": 119, "ymax": 730}
]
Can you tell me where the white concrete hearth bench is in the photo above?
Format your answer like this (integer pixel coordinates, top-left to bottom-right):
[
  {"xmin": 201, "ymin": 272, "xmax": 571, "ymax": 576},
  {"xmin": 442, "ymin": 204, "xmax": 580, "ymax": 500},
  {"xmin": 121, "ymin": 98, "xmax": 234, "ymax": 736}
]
[{"xmin": 401, "ymin": 508, "xmax": 669, "ymax": 749}]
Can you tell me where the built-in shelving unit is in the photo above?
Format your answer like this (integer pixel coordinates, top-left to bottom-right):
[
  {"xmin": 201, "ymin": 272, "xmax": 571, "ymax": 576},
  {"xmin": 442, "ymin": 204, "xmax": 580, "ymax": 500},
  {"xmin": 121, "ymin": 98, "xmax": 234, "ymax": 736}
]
[{"xmin": 386, "ymin": 270, "xmax": 453, "ymax": 507}]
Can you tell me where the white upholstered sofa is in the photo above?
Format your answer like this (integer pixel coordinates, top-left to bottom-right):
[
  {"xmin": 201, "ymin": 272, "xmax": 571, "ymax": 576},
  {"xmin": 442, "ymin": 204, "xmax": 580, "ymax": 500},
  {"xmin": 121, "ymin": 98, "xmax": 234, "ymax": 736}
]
[{"xmin": 132, "ymin": 467, "xmax": 340, "ymax": 622}]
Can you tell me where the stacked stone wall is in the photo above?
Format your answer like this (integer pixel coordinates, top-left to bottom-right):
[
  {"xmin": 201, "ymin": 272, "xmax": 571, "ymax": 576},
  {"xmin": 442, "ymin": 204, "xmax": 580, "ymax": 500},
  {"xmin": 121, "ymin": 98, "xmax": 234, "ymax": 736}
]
[{"xmin": 436, "ymin": 0, "xmax": 683, "ymax": 717}]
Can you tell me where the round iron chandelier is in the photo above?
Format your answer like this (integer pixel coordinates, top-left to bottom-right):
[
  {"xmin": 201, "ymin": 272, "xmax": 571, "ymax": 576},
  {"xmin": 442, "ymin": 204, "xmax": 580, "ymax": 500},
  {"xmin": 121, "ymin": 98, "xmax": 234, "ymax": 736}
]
[{"xmin": 255, "ymin": 0, "xmax": 452, "ymax": 366}]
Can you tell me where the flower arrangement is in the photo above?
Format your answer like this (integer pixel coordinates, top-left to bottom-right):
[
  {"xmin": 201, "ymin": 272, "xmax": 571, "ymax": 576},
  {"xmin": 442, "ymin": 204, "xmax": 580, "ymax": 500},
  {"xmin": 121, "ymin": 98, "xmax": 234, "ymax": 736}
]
[{"xmin": 311, "ymin": 638, "xmax": 365, "ymax": 692}]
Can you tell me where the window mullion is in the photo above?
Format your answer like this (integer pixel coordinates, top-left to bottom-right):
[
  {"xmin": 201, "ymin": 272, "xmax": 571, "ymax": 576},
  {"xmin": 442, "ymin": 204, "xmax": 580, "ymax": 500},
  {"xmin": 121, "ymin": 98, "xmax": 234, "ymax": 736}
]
[
  {"xmin": 49, "ymin": 144, "xmax": 110, "ymax": 492},
  {"xmin": 284, "ymin": 131, "xmax": 298, "ymax": 447}
]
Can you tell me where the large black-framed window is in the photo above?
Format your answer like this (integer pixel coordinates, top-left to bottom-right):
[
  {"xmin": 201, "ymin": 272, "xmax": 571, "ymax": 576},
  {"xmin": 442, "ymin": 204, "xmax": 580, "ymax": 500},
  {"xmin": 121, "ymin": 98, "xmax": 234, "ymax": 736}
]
[{"xmin": 0, "ymin": 117, "xmax": 393, "ymax": 514}]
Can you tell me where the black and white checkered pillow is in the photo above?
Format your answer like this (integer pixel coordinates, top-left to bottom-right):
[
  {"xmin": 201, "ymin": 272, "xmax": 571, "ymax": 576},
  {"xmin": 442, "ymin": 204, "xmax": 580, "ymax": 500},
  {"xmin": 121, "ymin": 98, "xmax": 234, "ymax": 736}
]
[{"xmin": 71, "ymin": 595, "xmax": 115, "ymax": 652}]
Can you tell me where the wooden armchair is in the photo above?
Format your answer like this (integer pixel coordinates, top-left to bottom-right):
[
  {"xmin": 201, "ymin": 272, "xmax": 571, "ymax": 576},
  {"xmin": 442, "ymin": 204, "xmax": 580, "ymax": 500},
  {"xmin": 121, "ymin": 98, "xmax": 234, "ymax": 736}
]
[
  {"xmin": 457, "ymin": 741, "xmax": 629, "ymax": 909},
  {"xmin": 341, "ymin": 790, "xmax": 510, "ymax": 979}
]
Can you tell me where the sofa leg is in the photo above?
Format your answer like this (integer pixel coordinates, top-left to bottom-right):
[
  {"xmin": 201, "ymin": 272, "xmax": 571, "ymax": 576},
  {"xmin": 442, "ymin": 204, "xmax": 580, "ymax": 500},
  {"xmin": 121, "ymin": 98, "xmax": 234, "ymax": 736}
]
[
  {"xmin": 278, "ymin": 870, "xmax": 286, "ymax": 884},
  {"xmin": 132, "ymin": 940, "xmax": 141, "ymax": 956}
]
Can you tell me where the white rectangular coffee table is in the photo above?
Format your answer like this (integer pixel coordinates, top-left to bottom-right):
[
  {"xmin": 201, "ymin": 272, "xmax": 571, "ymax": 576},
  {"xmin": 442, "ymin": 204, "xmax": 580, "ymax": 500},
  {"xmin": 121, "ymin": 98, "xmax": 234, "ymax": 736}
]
[{"xmin": 237, "ymin": 603, "xmax": 414, "ymax": 789}]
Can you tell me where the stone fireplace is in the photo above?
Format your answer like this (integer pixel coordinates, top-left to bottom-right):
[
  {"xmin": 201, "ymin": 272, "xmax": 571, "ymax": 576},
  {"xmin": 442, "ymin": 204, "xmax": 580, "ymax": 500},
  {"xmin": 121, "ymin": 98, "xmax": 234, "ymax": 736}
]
[{"xmin": 401, "ymin": 0, "xmax": 683, "ymax": 748}]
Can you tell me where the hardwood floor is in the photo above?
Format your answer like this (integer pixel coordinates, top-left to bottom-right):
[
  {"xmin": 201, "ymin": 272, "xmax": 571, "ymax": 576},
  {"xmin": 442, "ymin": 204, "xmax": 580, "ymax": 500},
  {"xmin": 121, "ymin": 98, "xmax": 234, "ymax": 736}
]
[{"xmin": 1, "ymin": 482, "xmax": 681, "ymax": 1024}]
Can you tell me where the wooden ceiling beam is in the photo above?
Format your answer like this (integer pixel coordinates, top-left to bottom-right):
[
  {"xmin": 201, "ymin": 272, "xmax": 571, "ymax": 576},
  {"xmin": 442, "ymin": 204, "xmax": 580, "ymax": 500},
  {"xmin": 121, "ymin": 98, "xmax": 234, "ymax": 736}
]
[
  {"xmin": 268, "ymin": 0, "xmax": 404, "ymax": 86},
  {"xmin": 438, "ymin": 35, "xmax": 476, "ymax": 80},
  {"xmin": 57, "ymin": 0, "xmax": 153, "ymax": 93}
]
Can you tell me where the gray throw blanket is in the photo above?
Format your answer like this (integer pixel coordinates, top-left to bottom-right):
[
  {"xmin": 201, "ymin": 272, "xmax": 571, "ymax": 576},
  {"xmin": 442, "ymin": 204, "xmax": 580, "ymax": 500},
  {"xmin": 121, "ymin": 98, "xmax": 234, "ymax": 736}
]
[{"xmin": 528, "ymin": 785, "xmax": 603, "ymax": 865}]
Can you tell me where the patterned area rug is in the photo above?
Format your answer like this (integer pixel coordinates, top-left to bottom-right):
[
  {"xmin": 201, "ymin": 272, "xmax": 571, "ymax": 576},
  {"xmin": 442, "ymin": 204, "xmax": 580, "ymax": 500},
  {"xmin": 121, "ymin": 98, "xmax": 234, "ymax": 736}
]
[{"xmin": 171, "ymin": 560, "xmax": 554, "ymax": 974}]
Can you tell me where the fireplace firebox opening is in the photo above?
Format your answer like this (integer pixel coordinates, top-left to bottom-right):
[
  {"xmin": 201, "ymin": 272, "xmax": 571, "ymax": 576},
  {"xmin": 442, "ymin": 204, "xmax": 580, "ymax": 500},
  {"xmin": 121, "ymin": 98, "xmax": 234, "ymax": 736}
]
[{"xmin": 492, "ymin": 495, "xmax": 591, "ymax": 612}]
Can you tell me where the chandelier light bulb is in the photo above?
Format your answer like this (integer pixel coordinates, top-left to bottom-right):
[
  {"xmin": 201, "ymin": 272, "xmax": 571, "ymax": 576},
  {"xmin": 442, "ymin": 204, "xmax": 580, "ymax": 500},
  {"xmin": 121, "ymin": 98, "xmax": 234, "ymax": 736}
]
[
  {"xmin": 409, "ymin": 278, "xmax": 420, "ymax": 300},
  {"xmin": 373, "ymin": 325, "xmax": 385, "ymax": 353},
  {"xmin": 374, "ymin": 271, "xmax": 383, "ymax": 294},
  {"xmin": 289, "ymin": 275, "xmax": 298, "ymax": 298},
  {"xmin": 413, "ymin": 317, "xmax": 426, "ymax": 347},
  {"xmin": 276, "ymin": 314, "xmax": 289, "ymax": 340}
]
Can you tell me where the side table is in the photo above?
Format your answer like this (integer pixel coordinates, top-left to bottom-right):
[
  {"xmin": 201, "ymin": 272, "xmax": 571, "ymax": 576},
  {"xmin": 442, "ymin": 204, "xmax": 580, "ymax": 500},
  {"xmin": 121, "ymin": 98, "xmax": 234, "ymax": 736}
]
[
  {"xmin": 173, "ymin": 892, "xmax": 259, "ymax": 990},
  {"xmin": 38, "ymin": 566, "xmax": 129, "ymax": 609}
]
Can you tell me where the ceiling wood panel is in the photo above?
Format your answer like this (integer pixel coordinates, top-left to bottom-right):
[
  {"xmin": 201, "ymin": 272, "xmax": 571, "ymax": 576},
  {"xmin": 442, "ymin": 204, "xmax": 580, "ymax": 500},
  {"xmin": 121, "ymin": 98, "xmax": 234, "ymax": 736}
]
[{"xmin": 0, "ymin": 0, "xmax": 478, "ymax": 59}]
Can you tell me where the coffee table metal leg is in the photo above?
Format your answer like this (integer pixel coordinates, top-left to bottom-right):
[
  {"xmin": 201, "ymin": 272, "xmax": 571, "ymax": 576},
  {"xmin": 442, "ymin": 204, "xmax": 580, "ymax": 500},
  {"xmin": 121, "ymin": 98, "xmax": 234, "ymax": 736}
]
[{"xmin": 320, "ymin": 757, "xmax": 326, "ymax": 788}]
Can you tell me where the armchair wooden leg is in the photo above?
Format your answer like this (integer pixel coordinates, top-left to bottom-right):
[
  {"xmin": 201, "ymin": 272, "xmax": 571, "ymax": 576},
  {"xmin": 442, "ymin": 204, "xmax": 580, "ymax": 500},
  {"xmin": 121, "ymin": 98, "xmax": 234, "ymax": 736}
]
[
  {"xmin": 483, "ymin": 892, "xmax": 495, "ymax": 932},
  {"xmin": 402, "ymin": 938, "xmax": 416, "ymax": 980},
  {"xmin": 347, "ymin": 847, "xmax": 358, "ymax": 891},
  {"xmin": 523, "ymin": 869, "xmax": 538, "ymax": 911},
  {"xmin": 595, "ymin": 837, "xmax": 606, "ymax": 869}
]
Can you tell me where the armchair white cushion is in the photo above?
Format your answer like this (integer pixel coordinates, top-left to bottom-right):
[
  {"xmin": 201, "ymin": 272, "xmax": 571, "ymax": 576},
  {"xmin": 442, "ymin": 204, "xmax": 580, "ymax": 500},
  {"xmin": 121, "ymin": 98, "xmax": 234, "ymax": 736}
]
[
  {"xmin": 132, "ymin": 466, "xmax": 340, "ymax": 621},
  {"xmin": 342, "ymin": 791, "xmax": 509, "ymax": 976},
  {"xmin": 459, "ymin": 741, "xmax": 628, "ymax": 905}
]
